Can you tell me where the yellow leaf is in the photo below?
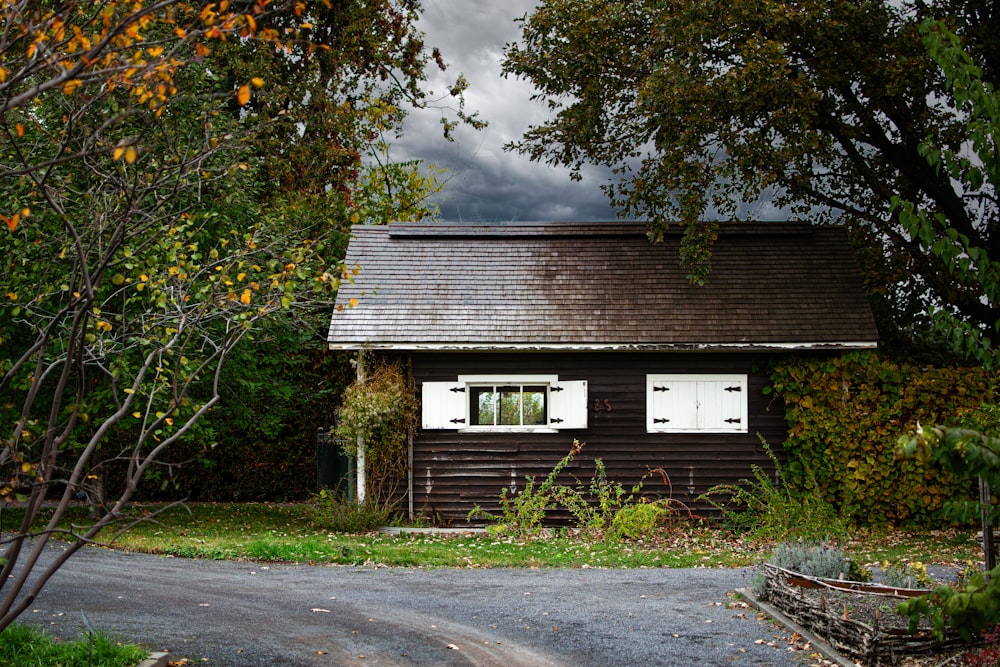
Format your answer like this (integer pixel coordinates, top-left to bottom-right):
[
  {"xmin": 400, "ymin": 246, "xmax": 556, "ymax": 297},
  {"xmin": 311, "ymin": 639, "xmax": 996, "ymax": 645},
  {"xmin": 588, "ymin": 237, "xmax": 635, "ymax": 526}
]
[
  {"xmin": 3, "ymin": 215, "xmax": 16, "ymax": 232},
  {"xmin": 63, "ymin": 79, "xmax": 83, "ymax": 95},
  {"xmin": 15, "ymin": 123, "xmax": 23, "ymax": 137},
  {"xmin": 113, "ymin": 146, "xmax": 125, "ymax": 161},
  {"xmin": 240, "ymin": 288, "xmax": 252, "ymax": 304},
  {"xmin": 251, "ymin": 77, "xmax": 264, "ymax": 88},
  {"xmin": 133, "ymin": 412, "xmax": 141, "ymax": 418},
  {"xmin": 236, "ymin": 84, "xmax": 251, "ymax": 106},
  {"xmin": 21, "ymin": 462, "xmax": 33, "ymax": 474},
  {"xmin": 124, "ymin": 146, "xmax": 138, "ymax": 163}
]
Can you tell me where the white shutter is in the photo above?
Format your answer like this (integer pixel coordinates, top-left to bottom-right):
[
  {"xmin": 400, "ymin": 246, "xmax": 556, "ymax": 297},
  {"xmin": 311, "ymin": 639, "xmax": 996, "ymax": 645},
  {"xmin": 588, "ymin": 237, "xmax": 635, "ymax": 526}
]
[
  {"xmin": 647, "ymin": 376, "xmax": 699, "ymax": 432},
  {"xmin": 698, "ymin": 377, "xmax": 747, "ymax": 432},
  {"xmin": 421, "ymin": 381, "xmax": 467, "ymax": 429},
  {"xmin": 647, "ymin": 374, "xmax": 747, "ymax": 433},
  {"xmin": 549, "ymin": 380, "xmax": 587, "ymax": 429}
]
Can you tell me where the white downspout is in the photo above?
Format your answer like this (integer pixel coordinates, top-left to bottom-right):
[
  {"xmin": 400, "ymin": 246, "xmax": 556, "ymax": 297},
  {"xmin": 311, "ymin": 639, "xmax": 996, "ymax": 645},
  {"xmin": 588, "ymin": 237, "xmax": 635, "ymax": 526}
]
[{"xmin": 356, "ymin": 351, "xmax": 366, "ymax": 505}]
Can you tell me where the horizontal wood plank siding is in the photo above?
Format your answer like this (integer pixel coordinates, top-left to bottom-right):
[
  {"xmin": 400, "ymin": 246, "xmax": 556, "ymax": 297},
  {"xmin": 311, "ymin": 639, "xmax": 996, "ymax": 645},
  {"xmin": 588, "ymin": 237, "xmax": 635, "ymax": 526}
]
[{"xmin": 410, "ymin": 352, "xmax": 788, "ymax": 524}]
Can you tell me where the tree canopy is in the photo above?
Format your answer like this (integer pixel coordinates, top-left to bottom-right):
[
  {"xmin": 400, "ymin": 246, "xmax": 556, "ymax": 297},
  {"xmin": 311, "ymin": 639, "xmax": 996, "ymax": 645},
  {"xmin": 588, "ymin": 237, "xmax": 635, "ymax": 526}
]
[
  {"xmin": 0, "ymin": 0, "xmax": 470, "ymax": 630},
  {"xmin": 503, "ymin": 0, "xmax": 999, "ymax": 353}
]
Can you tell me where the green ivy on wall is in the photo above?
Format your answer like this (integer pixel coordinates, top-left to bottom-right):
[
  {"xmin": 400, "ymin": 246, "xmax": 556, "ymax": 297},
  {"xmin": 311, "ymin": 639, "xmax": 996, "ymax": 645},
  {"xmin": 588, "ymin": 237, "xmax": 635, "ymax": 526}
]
[{"xmin": 770, "ymin": 351, "xmax": 998, "ymax": 527}]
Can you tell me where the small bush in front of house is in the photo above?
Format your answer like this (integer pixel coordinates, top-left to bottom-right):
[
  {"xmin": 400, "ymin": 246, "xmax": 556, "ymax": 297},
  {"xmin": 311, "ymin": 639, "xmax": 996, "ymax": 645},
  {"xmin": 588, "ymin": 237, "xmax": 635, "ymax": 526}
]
[
  {"xmin": 334, "ymin": 359, "xmax": 418, "ymax": 509},
  {"xmin": 608, "ymin": 501, "xmax": 669, "ymax": 541},
  {"xmin": 698, "ymin": 440, "xmax": 849, "ymax": 542},
  {"xmin": 551, "ymin": 457, "xmax": 633, "ymax": 538},
  {"xmin": 471, "ymin": 440, "xmax": 677, "ymax": 540},
  {"xmin": 310, "ymin": 489, "xmax": 395, "ymax": 533}
]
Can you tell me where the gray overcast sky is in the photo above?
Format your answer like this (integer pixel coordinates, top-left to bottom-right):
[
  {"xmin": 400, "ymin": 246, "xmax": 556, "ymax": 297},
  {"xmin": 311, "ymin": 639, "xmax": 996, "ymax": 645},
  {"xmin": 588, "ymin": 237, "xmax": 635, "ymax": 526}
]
[{"xmin": 392, "ymin": 1, "xmax": 621, "ymax": 223}]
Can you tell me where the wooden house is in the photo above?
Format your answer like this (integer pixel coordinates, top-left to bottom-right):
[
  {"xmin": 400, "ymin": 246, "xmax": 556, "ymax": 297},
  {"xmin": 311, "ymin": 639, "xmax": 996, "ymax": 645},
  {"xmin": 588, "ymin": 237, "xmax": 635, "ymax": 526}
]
[{"xmin": 327, "ymin": 221, "xmax": 878, "ymax": 523}]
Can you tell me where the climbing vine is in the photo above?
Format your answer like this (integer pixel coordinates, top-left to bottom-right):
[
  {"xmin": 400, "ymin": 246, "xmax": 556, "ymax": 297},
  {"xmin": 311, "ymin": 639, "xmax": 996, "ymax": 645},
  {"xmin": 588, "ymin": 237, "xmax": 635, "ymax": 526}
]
[
  {"xmin": 334, "ymin": 360, "xmax": 418, "ymax": 506},
  {"xmin": 771, "ymin": 351, "xmax": 998, "ymax": 527}
]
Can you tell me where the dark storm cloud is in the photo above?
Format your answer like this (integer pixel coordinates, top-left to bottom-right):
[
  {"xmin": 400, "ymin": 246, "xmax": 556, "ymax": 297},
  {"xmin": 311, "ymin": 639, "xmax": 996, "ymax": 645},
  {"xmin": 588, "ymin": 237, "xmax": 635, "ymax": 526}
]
[{"xmin": 393, "ymin": 1, "xmax": 621, "ymax": 222}]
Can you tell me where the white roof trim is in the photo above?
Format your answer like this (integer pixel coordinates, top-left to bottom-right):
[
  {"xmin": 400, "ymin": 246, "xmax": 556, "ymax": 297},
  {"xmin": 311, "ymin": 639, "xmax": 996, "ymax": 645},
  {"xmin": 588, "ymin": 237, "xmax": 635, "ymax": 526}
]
[{"xmin": 328, "ymin": 341, "xmax": 878, "ymax": 352}]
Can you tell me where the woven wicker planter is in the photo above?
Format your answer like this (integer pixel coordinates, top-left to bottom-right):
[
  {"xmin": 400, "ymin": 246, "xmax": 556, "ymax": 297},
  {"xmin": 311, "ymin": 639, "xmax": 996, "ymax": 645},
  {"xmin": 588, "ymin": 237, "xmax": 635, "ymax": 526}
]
[{"xmin": 764, "ymin": 564, "xmax": 969, "ymax": 666}]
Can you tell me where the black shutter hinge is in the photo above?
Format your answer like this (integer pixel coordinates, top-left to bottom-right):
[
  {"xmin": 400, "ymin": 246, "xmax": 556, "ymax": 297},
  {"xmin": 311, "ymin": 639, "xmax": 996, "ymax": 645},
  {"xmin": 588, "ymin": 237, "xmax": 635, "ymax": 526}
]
[
  {"xmin": 550, "ymin": 386, "xmax": 564, "ymax": 392},
  {"xmin": 653, "ymin": 386, "xmax": 669, "ymax": 392},
  {"xmin": 724, "ymin": 417, "xmax": 742, "ymax": 424},
  {"xmin": 450, "ymin": 418, "xmax": 466, "ymax": 424},
  {"xmin": 550, "ymin": 418, "xmax": 564, "ymax": 424},
  {"xmin": 724, "ymin": 386, "xmax": 742, "ymax": 392},
  {"xmin": 449, "ymin": 386, "xmax": 465, "ymax": 393},
  {"xmin": 653, "ymin": 418, "xmax": 670, "ymax": 424}
]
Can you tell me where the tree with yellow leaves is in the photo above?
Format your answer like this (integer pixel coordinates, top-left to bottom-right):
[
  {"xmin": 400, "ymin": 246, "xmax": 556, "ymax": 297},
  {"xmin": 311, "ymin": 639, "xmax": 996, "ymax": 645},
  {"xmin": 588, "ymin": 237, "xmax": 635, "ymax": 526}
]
[{"xmin": 0, "ymin": 0, "xmax": 476, "ymax": 631}]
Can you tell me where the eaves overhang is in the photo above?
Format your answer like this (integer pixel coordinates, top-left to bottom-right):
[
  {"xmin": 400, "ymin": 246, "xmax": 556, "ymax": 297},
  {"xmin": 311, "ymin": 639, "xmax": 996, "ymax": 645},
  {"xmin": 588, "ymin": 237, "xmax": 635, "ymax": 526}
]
[{"xmin": 327, "ymin": 341, "xmax": 879, "ymax": 352}]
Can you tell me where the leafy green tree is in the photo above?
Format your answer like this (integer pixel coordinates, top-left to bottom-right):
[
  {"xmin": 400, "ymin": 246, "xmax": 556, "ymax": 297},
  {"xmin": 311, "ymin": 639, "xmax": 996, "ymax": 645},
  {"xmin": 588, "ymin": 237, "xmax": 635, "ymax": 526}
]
[
  {"xmin": 894, "ymin": 19, "xmax": 1000, "ymax": 640},
  {"xmin": 503, "ymin": 0, "xmax": 998, "ymax": 350},
  {"xmin": 0, "ymin": 0, "xmax": 472, "ymax": 631}
]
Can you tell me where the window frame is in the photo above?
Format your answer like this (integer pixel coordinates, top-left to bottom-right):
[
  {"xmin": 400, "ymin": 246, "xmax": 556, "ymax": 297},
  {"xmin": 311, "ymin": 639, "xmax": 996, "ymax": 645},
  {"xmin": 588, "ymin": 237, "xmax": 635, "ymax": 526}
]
[
  {"xmin": 459, "ymin": 374, "xmax": 558, "ymax": 433},
  {"xmin": 421, "ymin": 375, "xmax": 587, "ymax": 431}
]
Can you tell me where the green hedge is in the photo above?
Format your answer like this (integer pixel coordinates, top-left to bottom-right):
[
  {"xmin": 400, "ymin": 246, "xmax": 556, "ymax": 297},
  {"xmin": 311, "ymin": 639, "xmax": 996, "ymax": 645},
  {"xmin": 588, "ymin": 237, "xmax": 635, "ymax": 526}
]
[{"xmin": 771, "ymin": 351, "xmax": 998, "ymax": 527}]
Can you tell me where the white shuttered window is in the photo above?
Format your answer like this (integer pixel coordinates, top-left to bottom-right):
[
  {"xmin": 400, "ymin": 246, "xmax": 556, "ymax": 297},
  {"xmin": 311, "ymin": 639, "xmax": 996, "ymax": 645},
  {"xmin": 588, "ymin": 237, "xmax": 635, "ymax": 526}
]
[
  {"xmin": 422, "ymin": 375, "xmax": 587, "ymax": 431},
  {"xmin": 646, "ymin": 374, "xmax": 748, "ymax": 433}
]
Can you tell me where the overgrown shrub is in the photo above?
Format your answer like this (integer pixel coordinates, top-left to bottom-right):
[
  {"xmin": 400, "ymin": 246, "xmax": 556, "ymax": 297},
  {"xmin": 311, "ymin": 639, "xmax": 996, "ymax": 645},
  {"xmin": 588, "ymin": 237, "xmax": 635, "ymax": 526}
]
[
  {"xmin": 699, "ymin": 441, "xmax": 849, "ymax": 542},
  {"xmin": 468, "ymin": 440, "xmax": 584, "ymax": 538},
  {"xmin": 334, "ymin": 359, "xmax": 418, "ymax": 507},
  {"xmin": 309, "ymin": 489, "xmax": 395, "ymax": 533},
  {"xmin": 771, "ymin": 351, "xmax": 998, "ymax": 527},
  {"xmin": 608, "ymin": 501, "xmax": 669, "ymax": 541},
  {"xmin": 469, "ymin": 441, "xmax": 681, "ymax": 540}
]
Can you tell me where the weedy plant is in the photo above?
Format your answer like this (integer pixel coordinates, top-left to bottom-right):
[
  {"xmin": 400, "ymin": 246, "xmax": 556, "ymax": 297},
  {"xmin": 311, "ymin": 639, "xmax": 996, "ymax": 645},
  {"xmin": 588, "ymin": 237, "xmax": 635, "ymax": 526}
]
[
  {"xmin": 699, "ymin": 439, "xmax": 850, "ymax": 542},
  {"xmin": 880, "ymin": 560, "xmax": 935, "ymax": 589},
  {"xmin": 469, "ymin": 441, "xmax": 686, "ymax": 541},
  {"xmin": 467, "ymin": 441, "xmax": 583, "ymax": 538},
  {"xmin": 310, "ymin": 489, "xmax": 396, "ymax": 533}
]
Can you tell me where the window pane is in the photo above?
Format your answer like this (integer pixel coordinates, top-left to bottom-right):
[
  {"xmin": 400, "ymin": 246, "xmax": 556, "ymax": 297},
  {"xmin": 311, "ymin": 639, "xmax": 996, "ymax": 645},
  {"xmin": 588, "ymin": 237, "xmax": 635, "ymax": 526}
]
[
  {"xmin": 468, "ymin": 383, "xmax": 549, "ymax": 428},
  {"xmin": 469, "ymin": 387, "xmax": 496, "ymax": 426},
  {"xmin": 498, "ymin": 386, "xmax": 521, "ymax": 425},
  {"xmin": 522, "ymin": 386, "xmax": 546, "ymax": 425}
]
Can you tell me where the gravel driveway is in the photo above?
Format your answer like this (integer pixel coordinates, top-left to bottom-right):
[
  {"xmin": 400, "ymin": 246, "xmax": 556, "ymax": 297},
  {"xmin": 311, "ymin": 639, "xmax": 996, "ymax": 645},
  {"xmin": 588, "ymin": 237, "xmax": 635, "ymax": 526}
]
[{"xmin": 16, "ymin": 543, "xmax": 812, "ymax": 666}]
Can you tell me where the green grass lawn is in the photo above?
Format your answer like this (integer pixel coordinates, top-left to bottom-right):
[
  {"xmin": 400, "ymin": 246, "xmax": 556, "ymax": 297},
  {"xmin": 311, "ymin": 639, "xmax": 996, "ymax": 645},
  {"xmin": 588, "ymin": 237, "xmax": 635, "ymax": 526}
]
[
  {"xmin": 0, "ymin": 502, "xmax": 988, "ymax": 667},
  {"xmin": 0, "ymin": 623, "xmax": 148, "ymax": 667},
  {"xmin": 7, "ymin": 502, "xmax": 984, "ymax": 570}
]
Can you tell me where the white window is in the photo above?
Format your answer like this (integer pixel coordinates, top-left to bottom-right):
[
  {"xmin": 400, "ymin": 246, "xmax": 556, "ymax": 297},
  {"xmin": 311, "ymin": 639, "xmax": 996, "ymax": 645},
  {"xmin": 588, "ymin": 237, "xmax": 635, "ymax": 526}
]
[
  {"xmin": 422, "ymin": 375, "xmax": 587, "ymax": 431},
  {"xmin": 646, "ymin": 374, "xmax": 748, "ymax": 433}
]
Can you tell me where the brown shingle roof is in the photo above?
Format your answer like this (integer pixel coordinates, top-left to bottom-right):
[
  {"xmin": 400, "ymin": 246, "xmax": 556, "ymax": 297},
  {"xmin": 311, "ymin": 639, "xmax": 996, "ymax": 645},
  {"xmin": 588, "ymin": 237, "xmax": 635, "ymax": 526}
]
[{"xmin": 327, "ymin": 221, "xmax": 878, "ymax": 350}]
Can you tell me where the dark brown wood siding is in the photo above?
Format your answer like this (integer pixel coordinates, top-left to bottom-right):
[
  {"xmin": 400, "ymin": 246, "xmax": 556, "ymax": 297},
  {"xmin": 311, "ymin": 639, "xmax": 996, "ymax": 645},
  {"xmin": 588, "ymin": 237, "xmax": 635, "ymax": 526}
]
[{"xmin": 409, "ymin": 352, "xmax": 788, "ymax": 525}]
